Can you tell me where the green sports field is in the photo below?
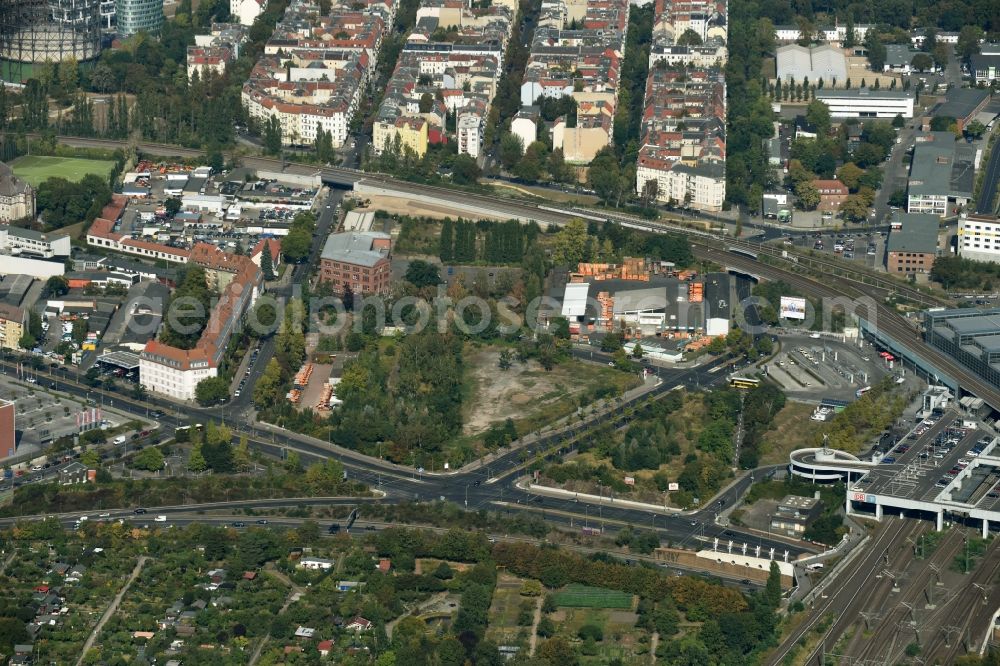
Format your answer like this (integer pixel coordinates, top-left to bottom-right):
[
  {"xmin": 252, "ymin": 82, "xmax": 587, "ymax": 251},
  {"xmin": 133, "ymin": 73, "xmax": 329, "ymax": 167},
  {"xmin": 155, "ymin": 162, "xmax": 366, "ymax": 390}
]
[
  {"xmin": 551, "ymin": 584, "xmax": 635, "ymax": 609},
  {"xmin": 9, "ymin": 155, "xmax": 116, "ymax": 187}
]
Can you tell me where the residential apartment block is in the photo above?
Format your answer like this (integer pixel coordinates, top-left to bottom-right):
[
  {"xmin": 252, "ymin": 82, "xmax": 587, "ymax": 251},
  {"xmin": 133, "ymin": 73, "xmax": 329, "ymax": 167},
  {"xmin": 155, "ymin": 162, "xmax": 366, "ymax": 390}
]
[
  {"xmin": 139, "ymin": 245, "xmax": 261, "ymax": 400},
  {"xmin": 319, "ymin": 231, "xmax": 392, "ymax": 295},
  {"xmin": 634, "ymin": 0, "xmax": 726, "ymax": 211},
  {"xmin": 373, "ymin": 0, "xmax": 512, "ymax": 158},
  {"xmin": 187, "ymin": 23, "xmax": 248, "ymax": 80},
  {"xmin": 518, "ymin": 0, "xmax": 630, "ymax": 164},
  {"xmin": 242, "ymin": 0, "xmax": 395, "ymax": 148}
]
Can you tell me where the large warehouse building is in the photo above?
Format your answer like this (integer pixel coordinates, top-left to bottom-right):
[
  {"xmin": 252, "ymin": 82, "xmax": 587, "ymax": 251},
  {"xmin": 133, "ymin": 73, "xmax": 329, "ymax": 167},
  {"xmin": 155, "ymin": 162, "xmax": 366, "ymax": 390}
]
[{"xmin": 775, "ymin": 44, "xmax": 847, "ymax": 85}]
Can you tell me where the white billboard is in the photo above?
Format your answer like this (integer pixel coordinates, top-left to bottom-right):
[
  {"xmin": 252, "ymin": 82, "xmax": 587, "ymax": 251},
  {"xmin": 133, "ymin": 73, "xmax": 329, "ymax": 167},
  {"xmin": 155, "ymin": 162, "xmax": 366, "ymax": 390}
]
[{"xmin": 780, "ymin": 296, "xmax": 806, "ymax": 320}]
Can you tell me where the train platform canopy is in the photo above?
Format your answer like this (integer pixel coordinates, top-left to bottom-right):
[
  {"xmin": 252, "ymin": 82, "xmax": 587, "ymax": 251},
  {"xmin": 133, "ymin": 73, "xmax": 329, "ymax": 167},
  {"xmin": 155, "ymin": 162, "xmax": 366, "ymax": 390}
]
[{"xmin": 96, "ymin": 350, "xmax": 141, "ymax": 370}]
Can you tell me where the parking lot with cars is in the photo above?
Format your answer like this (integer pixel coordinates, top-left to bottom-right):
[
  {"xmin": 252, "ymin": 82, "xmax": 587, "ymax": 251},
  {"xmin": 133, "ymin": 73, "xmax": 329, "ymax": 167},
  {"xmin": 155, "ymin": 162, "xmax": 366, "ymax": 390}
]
[
  {"xmin": 764, "ymin": 335, "xmax": 894, "ymax": 402},
  {"xmin": 782, "ymin": 230, "xmax": 888, "ymax": 269}
]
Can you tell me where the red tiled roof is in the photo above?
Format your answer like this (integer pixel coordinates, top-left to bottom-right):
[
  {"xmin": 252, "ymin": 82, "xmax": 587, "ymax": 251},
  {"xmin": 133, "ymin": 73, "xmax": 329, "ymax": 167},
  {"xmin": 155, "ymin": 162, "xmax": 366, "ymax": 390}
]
[{"xmin": 251, "ymin": 238, "xmax": 281, "ymax": 261}]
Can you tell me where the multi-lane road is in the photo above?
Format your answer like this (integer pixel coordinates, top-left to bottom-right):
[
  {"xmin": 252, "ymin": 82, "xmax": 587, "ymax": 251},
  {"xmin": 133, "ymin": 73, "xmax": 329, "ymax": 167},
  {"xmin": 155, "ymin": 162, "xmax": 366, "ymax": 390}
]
[{"xmin": 2, "ymin": 341, "xmax": 815, "ymax": 563}]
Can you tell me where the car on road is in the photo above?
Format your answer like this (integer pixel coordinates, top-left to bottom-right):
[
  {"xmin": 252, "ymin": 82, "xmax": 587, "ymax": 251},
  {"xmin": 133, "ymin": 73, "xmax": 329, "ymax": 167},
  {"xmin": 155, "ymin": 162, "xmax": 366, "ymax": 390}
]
[
  {"xmin": 231, "ymin": 521, "xmax": 246, "ymax": 528},
  {"xmin": 134, "ymin": 508, "xmax": 147, "ymax": 514},
  {"xmin": 256, "ymin": 519, "xmax": 268, "ymax": 524}
]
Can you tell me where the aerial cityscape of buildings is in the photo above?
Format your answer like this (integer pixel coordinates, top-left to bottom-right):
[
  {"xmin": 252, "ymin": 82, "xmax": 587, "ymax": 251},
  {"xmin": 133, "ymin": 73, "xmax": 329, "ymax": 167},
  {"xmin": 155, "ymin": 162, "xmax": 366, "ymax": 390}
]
[{"xmin": 3, "ymin": 0, "xmax": 1000, "ymax": 661}]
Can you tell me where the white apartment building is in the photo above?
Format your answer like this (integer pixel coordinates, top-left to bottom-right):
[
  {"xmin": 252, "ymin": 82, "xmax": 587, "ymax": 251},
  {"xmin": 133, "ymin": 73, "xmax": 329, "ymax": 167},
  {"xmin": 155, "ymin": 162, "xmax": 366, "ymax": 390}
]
[
  {"xmin": 231, "ymin": 0, "xmax": 266, "ymax": 25},
  {"xmin": 139, "ymin": 343, "xmax": 217, "ymax": 401},
  {"xmin": 242, "ymin": 91, "xmax": 355, "ymax": 147},
  {"xmin": 814, "ymin": 89, "xmax": 915, "ymax": 118},
  {"xmin": 958, "ymin": 215, "xmax": 1000, "ymax": 263},
  {"xmin": 457, "ymin": 113, "xmax": 483, "ymax": 158},
  {"xmin": 186, "ymin": 46, "xmax": 232, "ymax": 79},
  {"xmin": 635, "ymin": 160, "xmax": 725, "ymax": 211}
]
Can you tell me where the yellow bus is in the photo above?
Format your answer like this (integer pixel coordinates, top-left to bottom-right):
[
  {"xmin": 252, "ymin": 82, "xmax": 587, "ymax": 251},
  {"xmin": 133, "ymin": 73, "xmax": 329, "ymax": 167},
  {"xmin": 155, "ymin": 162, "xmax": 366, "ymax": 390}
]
[{"xmin": 729, "ymin": 377, "xmax": 761, "ymax": 389}]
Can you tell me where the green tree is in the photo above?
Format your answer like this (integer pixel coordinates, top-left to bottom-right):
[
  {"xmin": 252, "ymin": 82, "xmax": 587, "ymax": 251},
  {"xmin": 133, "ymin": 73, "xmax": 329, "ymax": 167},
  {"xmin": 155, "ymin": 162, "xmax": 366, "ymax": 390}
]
[
  {"xmin": 43, "ymin": 275, "xmax": 69, "ymax": 297},
  {"xmin": 259, "ymin": 243, "xmax": 275, "ymax": 280},
  {"xmin": 910, "ymin": 53, "xmax": 934, "ymax": 72},
  {"xmin": 499, "ymin": 132, "xmax": 524, "ymax": 170},
  {"xmin": 840, "ymin": 194, "xmax": 870, "ymax": 222},
  {"xmin": 794, "ymin": 180, "xmax": 820, "ymax": 210},
  {"xmin": 253, "ymin": 358, "xmax": 284, "ymax": 408},
  {"xmin": 280, "ymin": 228, "xmax": 311, "ymax": 264},
  {"xmin": 677, "ymin": 28, "xmax": 703, "ymax": 45},
  {"xmin": 452, "ymin": 154, "xmax": 481, "ymax": 185},
  {"xmin": 165, "ymin": 197, "xmax": 182, "ymax": 217},
  {"xmin": 843, "ymin": 15, "xmax": 856, "ymax": 48},
  {"xmin": 132, "ymin": 446, "xmax": 165, "ymax": 471},
  {"xmin": 439, "ymin": 218, "xmax": 454, "ymax": 262},
  {"xmin": 965, "ymin": 120, "xmax": 987, "ymax": 140},
  {"xmin": 864, "ymin": 30, "xmax": 886, "ymax": 71},
  {"xmin": 187, "ymin": 441, "xmax": 208, "ymax": 472},
  {"xmin": 195, "ymin": 376, "xmax": 229, "ymax": 406},
  {"xmin": 551, "ymin": 219, "xmax": 589, "ymax": 265},
  {"xmin": 956, "ymin": 26, "xmax": 984, "ymax": 64},
  {"xmin": 766, "ymin": 560, "xmax": 782, "ymax": 608},
  {"xmin": 404, "ymin": 259, "xmax": 441, "ymax": 288},
  {"xmin": 418, "ymin": 92, "xmax": 433, "ymax": 114},
  {"xmin": 72, "ymin": 317, "xmax": 89, "ymax": 344},
  {"xmin": 263, "ymin": 116, "xmax": 282, "ymax": 155},
  {"xmin": 892, "ymin": 113, "xmax": 905, "ymax": 129},
  {"xmin": 835, "ymin": 162, "xmax": 864, "ymax": 192},
  {"xmin": 805, "ymin": 99, "xmax": 831, "ymax": 136},
  {"xmin": 587, "ymin": 149, "xmax": 623, "ymax": 206}
]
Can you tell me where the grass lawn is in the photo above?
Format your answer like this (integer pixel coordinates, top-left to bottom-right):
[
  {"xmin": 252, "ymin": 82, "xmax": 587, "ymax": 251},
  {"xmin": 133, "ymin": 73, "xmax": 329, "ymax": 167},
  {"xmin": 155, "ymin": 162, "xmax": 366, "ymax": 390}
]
[
  {"xmin": 759, "ymin": 401, "xmax": 821, "ymax": 465},
  {"xmin": 551, "ymin": 583, "xmax": 634, "ymax": 609},
  {"xmin": 10, "ymin": 155, "xmax": 116, "ymax": 187}
]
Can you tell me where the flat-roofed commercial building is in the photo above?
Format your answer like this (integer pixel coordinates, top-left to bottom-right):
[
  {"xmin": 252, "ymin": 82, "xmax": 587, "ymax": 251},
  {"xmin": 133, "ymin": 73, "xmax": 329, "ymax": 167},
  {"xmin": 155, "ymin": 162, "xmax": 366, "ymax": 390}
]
[
  {"xmin": 814, "ymin": 88, "xmax": 916, "ymax": 118},
  {"xmin": 906, "ymin": 132, "xmax": 975, "ymax": 217},
  {"xmin": 925, "ymin": 307, "xmax": 1000, "ymax": 389},
  {"xmin": 886, "ymin": 213, "xmax": 939, "ymax": 275},
  {"xmin": 958, "ymin": 214, "xmax": 1000, "ymax": 263}
]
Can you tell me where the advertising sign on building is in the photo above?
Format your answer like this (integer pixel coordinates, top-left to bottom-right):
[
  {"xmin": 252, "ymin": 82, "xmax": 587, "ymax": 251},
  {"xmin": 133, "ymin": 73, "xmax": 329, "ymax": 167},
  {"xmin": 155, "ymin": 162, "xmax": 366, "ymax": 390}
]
[{"xmin": 780, "ymin": 296, "xmax": 807, "ymax": 320}]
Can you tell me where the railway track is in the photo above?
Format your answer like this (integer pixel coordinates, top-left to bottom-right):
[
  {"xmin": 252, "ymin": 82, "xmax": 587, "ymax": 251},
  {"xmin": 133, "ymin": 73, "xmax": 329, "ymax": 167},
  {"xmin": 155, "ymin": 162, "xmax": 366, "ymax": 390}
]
[
  {"xmin": 904, "ymin": 537, "xmax": 1000, "ymax": 664},
  {"xmin": 764, "ymin": 519, "xmax": 919, "ymax": 665},
  {"xmin": 842, "ymin": 527, "xmax": 965, "ymax": 663}
]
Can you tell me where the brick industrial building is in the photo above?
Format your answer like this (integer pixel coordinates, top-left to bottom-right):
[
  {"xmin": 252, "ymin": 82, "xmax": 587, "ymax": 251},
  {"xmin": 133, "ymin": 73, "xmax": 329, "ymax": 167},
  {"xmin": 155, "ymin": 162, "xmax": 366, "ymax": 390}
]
[{"xmin": 319, "ymin": 231, "xmax": 392, "ymax": 295}]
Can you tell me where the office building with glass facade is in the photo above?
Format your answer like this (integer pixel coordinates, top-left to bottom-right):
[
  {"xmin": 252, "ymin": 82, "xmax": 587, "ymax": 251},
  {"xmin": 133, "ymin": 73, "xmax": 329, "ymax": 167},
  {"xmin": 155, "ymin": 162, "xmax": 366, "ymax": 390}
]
[
  {"xmin": 116, "ymin": 0, "xmax": 163, "ymax": 36},
  {"xmin": 925, "ymin": 307, "xmax": 1000, "ymax": 389}
]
